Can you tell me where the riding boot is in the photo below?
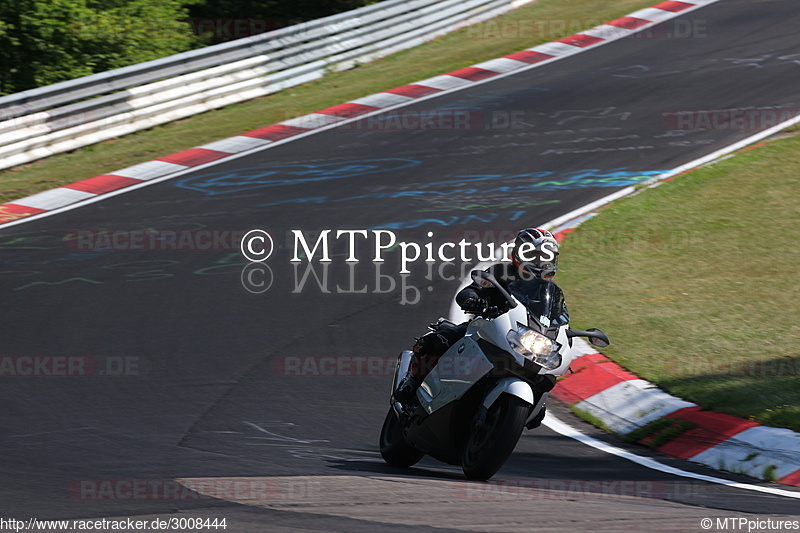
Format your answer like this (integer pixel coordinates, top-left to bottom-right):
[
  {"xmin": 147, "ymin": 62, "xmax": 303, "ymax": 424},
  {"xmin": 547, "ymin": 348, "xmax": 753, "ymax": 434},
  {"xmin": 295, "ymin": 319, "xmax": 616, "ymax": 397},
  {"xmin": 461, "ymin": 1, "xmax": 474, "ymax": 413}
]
[
  {"xmin": 393, "ymin": 373, "xmax": 422, "ymax": 404},
  {"xmin": 393, "ymin": 334, "xmax": 437, "ymax": 405}
]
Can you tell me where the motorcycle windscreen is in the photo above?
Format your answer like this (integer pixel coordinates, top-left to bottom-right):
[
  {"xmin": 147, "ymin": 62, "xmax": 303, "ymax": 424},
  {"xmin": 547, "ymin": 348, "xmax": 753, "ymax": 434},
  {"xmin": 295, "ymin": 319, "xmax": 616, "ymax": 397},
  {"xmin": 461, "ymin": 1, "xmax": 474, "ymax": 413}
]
[{"xmin": 507, "ymin": 279, "xmax": 570, "ymax": 329}]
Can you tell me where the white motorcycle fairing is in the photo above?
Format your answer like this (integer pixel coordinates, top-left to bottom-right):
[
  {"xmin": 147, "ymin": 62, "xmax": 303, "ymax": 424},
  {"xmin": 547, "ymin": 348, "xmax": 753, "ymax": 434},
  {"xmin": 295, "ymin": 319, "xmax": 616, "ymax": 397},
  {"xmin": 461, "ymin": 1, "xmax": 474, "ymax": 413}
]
[
  {"xmin": 380, "ymin": 273, "xmax": 610, "ymax": 480},
  {"xmin": 415, "ymin": 314, "xmax": 536, "ymax": 415}
]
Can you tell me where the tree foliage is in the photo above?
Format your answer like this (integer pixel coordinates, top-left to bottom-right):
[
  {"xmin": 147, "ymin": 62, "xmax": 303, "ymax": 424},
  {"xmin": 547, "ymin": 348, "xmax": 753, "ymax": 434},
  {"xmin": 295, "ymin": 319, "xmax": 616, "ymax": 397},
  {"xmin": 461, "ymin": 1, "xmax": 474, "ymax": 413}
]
[
  {"xmin": 188, "ymin": 0, "xmax": 374, "ymax": 26},
  {"xmin": 0, "ymin": 0, "xmax": 377, "ymax": 96},
  {"xmin": 0, "ymin": 0, "xmax": 200, "ymax": 95}
]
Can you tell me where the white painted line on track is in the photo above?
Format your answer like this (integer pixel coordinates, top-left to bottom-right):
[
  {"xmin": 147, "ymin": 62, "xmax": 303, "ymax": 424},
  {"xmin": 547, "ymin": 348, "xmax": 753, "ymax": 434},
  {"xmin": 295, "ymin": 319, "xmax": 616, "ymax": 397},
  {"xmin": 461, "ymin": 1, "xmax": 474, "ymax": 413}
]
[
  {"xmin": 648, "ymin": 113, "xmax": 800, "ymax": 185},
  {"xmin": 544, "ymin": 413, "xmax": 800, "ymax": 500}
]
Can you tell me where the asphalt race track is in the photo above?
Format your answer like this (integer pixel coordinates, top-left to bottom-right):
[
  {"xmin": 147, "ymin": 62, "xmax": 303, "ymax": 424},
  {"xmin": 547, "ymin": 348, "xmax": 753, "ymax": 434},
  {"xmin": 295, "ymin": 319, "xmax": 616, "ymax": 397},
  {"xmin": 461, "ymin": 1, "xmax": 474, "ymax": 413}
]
[{"xmin": 2, "ymin": 0, "xmax": 799, "ymax": 530}]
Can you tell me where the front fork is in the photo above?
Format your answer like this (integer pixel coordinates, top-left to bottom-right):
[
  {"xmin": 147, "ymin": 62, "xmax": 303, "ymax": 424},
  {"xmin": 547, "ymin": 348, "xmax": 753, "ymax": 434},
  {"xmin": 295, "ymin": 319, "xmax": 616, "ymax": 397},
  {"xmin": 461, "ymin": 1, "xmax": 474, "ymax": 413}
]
[
  {"xmin": 525, "ymin": 392, "xmax": 548, "ymax": 429},
  {"xmin": 390, "ymin": 350, "xmax": 415, "ymax": 419},
  {"xmin": 391, "ymin": 350, "xmax": 414, "ymax": 396}
]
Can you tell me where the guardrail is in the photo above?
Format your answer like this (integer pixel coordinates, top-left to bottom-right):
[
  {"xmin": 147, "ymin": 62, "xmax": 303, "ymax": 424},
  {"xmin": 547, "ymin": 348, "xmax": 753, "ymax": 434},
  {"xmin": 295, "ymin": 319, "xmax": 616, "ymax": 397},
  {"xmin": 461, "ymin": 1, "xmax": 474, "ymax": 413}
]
[{"xmin": 0, "ymin": 0, "xmax": 532, "ymax": 172}]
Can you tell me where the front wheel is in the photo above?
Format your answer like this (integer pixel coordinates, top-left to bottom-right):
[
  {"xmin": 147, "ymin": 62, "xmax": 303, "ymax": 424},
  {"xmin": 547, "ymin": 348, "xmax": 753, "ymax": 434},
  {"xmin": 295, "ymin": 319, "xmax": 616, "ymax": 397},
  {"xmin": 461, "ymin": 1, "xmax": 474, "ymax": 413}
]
[
  {"xmin": 462, "ymin": 394, "xmax": 529, "ymax": 480},
  {"xmin": 379, "ymin": 408, "xmax": 425, "ymax": 467}
]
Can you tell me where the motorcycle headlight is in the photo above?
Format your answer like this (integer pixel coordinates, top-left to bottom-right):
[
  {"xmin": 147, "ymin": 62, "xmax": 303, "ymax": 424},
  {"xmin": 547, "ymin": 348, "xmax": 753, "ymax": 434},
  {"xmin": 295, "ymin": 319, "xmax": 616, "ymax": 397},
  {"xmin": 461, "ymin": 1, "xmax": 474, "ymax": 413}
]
[{"xmin": 506, "ymin": 326, "xmax": 562, "ymax": 370}]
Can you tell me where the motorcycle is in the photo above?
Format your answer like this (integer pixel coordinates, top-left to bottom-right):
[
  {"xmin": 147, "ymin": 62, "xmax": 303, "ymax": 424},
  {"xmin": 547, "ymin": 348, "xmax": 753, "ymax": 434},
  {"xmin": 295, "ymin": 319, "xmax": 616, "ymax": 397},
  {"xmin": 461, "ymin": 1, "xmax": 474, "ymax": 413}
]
[{"xmin": 379, "ymin": 269, "xmax": 609, "ymax": 480}]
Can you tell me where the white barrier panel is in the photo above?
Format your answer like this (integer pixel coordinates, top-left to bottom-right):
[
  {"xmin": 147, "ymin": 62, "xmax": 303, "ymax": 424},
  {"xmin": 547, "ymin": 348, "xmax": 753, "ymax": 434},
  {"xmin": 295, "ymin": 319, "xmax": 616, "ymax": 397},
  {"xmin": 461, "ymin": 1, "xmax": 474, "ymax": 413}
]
[{"xmin": 0, "ymin": 0, "xmax": 533, "ymax": 171}]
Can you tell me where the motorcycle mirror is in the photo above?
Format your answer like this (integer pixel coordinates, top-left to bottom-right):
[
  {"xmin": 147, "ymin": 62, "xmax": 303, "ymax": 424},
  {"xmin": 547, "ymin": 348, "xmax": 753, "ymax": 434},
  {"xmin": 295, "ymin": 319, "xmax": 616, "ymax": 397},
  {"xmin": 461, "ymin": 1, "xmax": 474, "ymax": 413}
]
[
  {"xmin": 566, "ymin": 328, "xmax": 610, "ymax": 347},
  {"xmin": 470, "ymin": 270, "xmax": 489, "ymax": 284},
  {"xmin": 587, "ymin": 328, "xmax": 610, "ymax": 347}
]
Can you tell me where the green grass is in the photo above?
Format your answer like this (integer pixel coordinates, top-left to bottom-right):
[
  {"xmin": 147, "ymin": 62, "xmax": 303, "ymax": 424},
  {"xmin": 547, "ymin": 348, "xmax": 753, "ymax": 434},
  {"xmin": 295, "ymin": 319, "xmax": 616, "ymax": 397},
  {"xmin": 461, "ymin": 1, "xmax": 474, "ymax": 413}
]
[
  {"xmin": 622, "ymin": 417, "xmax": 696, "ymax": 448},
  {"xmin": 569, "ymin": 405, "xmax": 612, "ymax": 434},
  {"xmin": 0, "ymin": 0, "xmax": 656, "ymax": 203},
  {"xmin": 557, "ymin": 132, "xmax": 800, "ymax": 432}
]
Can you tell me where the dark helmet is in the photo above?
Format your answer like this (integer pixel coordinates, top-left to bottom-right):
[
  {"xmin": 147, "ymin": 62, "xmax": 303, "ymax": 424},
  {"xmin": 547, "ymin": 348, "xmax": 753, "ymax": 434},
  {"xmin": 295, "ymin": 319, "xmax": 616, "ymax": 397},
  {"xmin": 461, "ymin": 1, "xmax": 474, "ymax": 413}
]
[{"xmin": 511, "ymin": 228, "xmax": 559, "ymax": 279}]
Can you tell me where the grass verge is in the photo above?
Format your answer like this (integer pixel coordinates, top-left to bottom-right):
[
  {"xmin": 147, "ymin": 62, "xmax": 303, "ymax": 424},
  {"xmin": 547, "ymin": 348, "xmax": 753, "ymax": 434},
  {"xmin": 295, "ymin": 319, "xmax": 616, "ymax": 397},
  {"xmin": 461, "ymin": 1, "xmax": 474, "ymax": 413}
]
[
  {"xmin": 557, "ymin": 131, "xmax": 800, "ymax": 432},
  {"xmin": 0, "ymin": 0, "xmax": 657, "ymax": 203}
]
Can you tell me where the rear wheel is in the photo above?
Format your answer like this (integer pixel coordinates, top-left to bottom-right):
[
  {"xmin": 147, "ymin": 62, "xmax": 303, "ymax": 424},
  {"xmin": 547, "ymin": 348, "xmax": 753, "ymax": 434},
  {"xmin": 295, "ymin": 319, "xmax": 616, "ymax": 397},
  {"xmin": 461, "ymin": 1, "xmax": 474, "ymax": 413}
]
[
  {"xmin": 379, "ymin": 408, "xmax": 425, "ymax": 467},
  {"xmin": 462, "ymin": 394, "xmax": 529, "ymax": 480}
]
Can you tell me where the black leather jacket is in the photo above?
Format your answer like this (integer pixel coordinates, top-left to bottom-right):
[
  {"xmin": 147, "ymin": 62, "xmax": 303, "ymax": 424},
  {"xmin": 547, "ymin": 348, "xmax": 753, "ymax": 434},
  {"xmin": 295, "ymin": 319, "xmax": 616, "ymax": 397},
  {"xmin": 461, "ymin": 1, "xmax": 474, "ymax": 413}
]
[
  {"xmin": 455, "ymin": 263, "xmax": 522, "ymax": 312},
  {"xmin": 456, "ymin": 263, "xmax": 569, "ymax": 322}
]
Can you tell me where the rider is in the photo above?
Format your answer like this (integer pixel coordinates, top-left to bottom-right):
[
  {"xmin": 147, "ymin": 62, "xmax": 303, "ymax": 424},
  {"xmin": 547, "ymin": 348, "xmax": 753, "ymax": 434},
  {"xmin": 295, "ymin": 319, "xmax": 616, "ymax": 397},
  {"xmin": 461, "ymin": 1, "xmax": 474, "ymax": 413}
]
[{"xmin": 394, "ymin": 228, "xmax": 561, "ymax": 405}]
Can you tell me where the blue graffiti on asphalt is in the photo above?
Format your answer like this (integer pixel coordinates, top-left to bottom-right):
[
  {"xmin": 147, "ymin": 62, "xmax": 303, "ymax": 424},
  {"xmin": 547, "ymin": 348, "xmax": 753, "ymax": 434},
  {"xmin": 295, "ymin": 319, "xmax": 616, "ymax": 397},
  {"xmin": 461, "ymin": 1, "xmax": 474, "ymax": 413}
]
[
  {"xmin": 344, "ymin": 169, "xmax": 667, "ymax": 201},
  {"xmin": 258, "ymin": 197, "xmax": 329, "ymax": 207},
  {"xmin": 174, "ymin": 158, "xmax": 421, "ymax": 195},
  {"xmin": 372, "ymin": 213, "xmax": 501, "ymax": 230},
  {"xmin": 425, "ymin": 167, "xmax": 666, "ymax": 189},
  {"xmin": 249, "ymin": 168, "xmax": 666, "ymax": 207},
  {"xmin": 361, "ymin": 169, "xmax": 667, "ymax": 230}
]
